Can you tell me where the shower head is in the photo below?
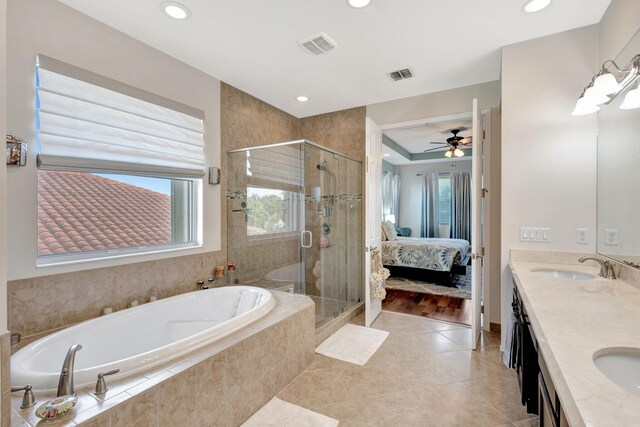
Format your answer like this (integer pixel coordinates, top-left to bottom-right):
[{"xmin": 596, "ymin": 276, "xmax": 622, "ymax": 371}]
[{"xmin": 317, "ymin": 163, "xmax": 335, "ymax": 178}]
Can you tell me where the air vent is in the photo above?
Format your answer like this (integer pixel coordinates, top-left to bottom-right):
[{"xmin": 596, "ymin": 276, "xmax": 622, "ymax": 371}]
[
  {"xmin": 298, "ymin": 32, "xmax": 337, "ymax": 55},
  {"xmin": 388, "ymin": 68, "xmax": 414, "ymax": 81}
]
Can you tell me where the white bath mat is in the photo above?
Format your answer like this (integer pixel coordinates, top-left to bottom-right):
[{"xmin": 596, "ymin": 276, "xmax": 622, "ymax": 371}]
[
  {"xmin": 315, "ymin": 323, "xmax": 389, "ymax": 366},
  {"xmin": 242, "ymin": 397, "xmax": 338, "ymax": 427}
]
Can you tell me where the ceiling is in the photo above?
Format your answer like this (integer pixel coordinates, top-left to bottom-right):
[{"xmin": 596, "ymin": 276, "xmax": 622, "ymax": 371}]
[
  {"xmin": 57, "ymin": 0, "xmax": 611, "ymax": 118},
  {"xmin": 382, "ymin": 118, "xmax": 473, "ymax": 165}
]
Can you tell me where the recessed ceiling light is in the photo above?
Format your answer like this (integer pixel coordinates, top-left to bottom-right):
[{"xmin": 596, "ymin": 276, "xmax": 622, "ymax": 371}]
[
  {"xmin": 161, "ymin": 2, "xmax": 191, "ymax": 20},
  {"xmin": 296, "ymin": 96, "xmax": 309, "ymax": 102},
  {"xmin": 383, "ymin": 154, "xmax": 391, "ymax": 157},
  {"xmin": 522, "ymin": 0, "xmax": 551, "ymax": 13},
  {"xmin": 347, "ymin": 0, "xmax": 372, "ymax": 9}
]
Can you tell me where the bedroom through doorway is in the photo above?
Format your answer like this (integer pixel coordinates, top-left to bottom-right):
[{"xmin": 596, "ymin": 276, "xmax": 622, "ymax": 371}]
[{"xmin": 378, "ymin": 108, "xmax": 490, "ymax": 332}]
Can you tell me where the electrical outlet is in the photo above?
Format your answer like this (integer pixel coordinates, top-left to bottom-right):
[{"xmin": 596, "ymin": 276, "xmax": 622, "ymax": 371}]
[
  {"xmin": 577, "ymin": 228, "xmax": 588, "ymax": 244},
  {"xmin": 605, "ymin": 229, "xmax": 619, "ymax": 245}
]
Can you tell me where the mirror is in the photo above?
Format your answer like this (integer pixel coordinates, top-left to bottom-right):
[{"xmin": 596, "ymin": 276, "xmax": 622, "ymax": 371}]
[{"xmin": 597, "ymin": 30, "xmax": 640, "ymax": 268}]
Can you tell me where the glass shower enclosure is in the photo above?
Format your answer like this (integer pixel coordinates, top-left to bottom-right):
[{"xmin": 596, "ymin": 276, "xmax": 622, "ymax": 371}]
[{"xmin": 227, "ymin": 140, "xmax": 362, "ymax": 327}]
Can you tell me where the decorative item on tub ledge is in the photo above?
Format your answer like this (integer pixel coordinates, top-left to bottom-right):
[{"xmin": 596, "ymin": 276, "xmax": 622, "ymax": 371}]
[
  {"xmin": 6, "ymin": 135, "xmax": 27, "ymax": 166},
  {"xmin": 370, "ymin": 248, "xmax": 390, "ymax": 300}
]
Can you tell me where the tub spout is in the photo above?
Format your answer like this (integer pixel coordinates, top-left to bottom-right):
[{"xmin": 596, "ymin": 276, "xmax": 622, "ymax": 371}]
[{"xmin": 57, "ymin": 344, "xmax": 82, "ymax": 397}]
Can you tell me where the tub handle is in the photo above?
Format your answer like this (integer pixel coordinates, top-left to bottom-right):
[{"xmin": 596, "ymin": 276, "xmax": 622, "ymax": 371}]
[
  {"xmin": 94, "ymin": 369, "xmax": 120, "ymax": 395},
  {"xmin": 11, "ymin": 385, "xmax": 36, "ymax": 409}
]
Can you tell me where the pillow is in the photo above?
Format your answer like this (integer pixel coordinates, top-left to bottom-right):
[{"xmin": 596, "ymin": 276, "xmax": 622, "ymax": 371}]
[
  {"xmin": 381, "ymin": 221, "xmax": 396, "ymax": 241},
  {"xmin": 381, "ymin": 226, "xmax": 388, "ymax": 241}
]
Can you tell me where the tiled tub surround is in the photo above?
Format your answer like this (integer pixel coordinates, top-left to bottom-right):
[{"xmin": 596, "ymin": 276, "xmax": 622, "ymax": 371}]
[
  {"xmin": 510, "ymin": 252, "xmax": 640, "ymax": 427},
  {"xmin": 8, "ymin": 251, "xmax": 227, "ymax": 338},
  {"xmin": 11, "ymin": 291, "xmax": 315, "ymax": 426}
]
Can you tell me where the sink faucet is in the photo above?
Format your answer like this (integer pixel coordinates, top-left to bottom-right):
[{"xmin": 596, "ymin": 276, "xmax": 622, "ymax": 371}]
[
  {"xmin": 57, "ymin": 344, "xmax": 82, "ymax": 397},
  {"xmin": 578, "ymin": 257, "xmax": 617, "ymax": 279}
]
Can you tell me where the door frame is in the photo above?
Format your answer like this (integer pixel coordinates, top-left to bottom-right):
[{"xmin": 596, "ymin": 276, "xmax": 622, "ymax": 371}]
[{"xmin": 377, "ymin": 110, "xmax": 493, "ymax": 333}]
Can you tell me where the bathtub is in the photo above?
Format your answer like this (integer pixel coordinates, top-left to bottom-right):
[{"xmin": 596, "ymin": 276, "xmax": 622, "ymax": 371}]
[{"xmin": 11, "ymin": 286, "xmax": 275, "ymax": 392}]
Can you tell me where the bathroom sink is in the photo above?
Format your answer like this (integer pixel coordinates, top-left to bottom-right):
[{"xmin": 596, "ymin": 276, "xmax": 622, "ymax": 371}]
[
  {"xmin": 530, "ymin": 269, "xmax": 595, "ymax": 280},
  {"xmin": 594, "ymin": 348, "xmax": 640, "ymax": 397}
]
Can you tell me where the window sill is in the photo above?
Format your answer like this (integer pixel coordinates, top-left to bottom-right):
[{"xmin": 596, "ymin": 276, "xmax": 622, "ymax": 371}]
[{"xmin": 36, "ymin": 244, "xmax": 204, "ymax": 269}]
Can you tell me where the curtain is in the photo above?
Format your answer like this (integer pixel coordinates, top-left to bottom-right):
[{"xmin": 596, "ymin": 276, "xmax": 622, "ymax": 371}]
[
  {"xmin": 451, "ymin": 171, "xmax": 472, "ymax": 242},
  {"xmin": 420, "ymin": 173, "xmax": 439, "ymax": 238},
  {"xmin": 382, "ymin": 171, "xmax": 399, "ymax": 223}
]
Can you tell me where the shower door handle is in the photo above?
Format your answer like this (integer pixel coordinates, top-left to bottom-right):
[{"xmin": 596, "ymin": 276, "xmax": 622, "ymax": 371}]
[{"xmin": 301, "ymin": 231, "xmax": 313, "ymax": 248}]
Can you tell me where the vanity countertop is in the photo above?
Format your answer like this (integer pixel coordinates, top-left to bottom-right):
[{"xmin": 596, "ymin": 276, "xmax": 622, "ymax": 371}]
[{"xmin": 510, "ymin": 259, "xmax": 640, "ymax": 427}]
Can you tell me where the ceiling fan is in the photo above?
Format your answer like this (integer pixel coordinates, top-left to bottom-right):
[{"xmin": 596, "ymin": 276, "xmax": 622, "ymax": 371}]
[{"xmin": 423, "ymin": 128, "xmax": 472, "ymax": 158}]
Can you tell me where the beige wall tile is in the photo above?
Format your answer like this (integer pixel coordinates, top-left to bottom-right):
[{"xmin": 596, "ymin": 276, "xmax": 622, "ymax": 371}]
[
  {"xmin": 110, "ymin": 389, "xmax": 158, "ymax": 427},
  {"xmin": 158, "ymin": 368, "xmax": 196, "ymax": 427},
  {"xmin": 195, "ymin": 352, "xmax": 230, "ymax": 427}
]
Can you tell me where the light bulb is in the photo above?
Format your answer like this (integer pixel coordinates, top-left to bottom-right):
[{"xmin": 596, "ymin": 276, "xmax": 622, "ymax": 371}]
[
  {"xmin": 584, "ymin": 87, "xmax": 610, "ymax": 105},
  {"xmin": 444, "ymin": 150, "xmax": 453, "ymax": 158},
  {"xmin": 592, "ymin": 72, "xmax": 620, "ymax": 96},
  {"xmin": 572, "ymin": 96, "xmax": 600, "ymax": 116},
  {"xmin": 522, "ymin": 0, "xmax": 551, "ymax": 13},
  {"xmin": 454, "ymin": 148, "xmax": 464, "ymax": 157},
  {"xmin": 161, "ymin": 2, "xmax": 191, "ymax": 19},
  {"xmin": 620, "ymin": 86, "xmax": 640, "ymax": 110},
  {"xmin": 347, "ymin": 0, "xmax": 371, "ymax": 8}
]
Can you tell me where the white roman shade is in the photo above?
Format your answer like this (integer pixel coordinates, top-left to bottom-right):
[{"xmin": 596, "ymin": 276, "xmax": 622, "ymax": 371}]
[
  {"xmin": 246, "ymin": 145, "xmax": 304, "ymax": 187},
  {"xmin": 36, "ymin": 55, "xmax": 205, "ymax": 177}
]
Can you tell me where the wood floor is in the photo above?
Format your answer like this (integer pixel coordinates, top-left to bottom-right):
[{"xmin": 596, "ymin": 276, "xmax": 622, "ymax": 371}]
[{"xmin": 382, "ymin": 288, "xmax": 472, "ymax": 326}]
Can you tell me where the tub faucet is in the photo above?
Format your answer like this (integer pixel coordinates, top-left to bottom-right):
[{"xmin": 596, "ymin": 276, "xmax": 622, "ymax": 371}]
[
  {"xmin": 57, "ymin": 344, "xmax": 82, "ymax": 397},
  {"xmin": 578, "ymin": 257, "xmax": 617, "ymax": 279}
]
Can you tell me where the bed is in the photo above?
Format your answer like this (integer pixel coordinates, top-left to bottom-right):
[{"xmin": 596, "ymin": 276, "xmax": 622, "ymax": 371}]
[{"xmin": 381, "ymin": 237, "xmax": 471, "ymax": 283}]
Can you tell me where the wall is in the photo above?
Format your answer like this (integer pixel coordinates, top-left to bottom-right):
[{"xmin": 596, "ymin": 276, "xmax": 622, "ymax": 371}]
[
  {"xmin": 7, "ymin": 0, "xmax": 222, "ymax": 281},
  {"xmin": 0, "ymin": 0, "xmax": 8, "ymax": 424},
  {"xmin": 598, "ymin": 0, "xmax": 640, "ymax": 63},
  {"xmin": 500, "ymin": 25, "xmax": 599, "ymax": 345},
  {"xmin": 367, "ymin": 80, "xmax": 500, "ymax": 126},
  {"xmin": 382, "ymin": 160, "xmax": 397, "ymax": 175},
  {"xmin": 299, "ymin": 107, "xmax": 366, "ymax": 162},
  {"xmin": 396, "ymin": 160, "xmax": 472, "ymax": 237}
]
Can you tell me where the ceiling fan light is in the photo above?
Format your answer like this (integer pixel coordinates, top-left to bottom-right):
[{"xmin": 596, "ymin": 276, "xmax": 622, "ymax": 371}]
[
  {"xmin": 592, "ymin": 72, "xmax": 621, "ymax": 96},
  {"xmin": 522, "ymin": 0, "xmax": 551, "ymax": 13},
  {"xmin": 584, "ymin": 87, "xmax": 610, "ymax": 105},
  {"xmin": 444, "ymin": 150, "xmax": 453, "ymax": 158},
  {"xmin": 572, "ymin": 96, "xmax": 600, "ymax": 116},
  {"xmin": 620, "ymin": 86, "xmax": 640, "ymax": 110},
  {"xmin": 454, "ymin": 148, "xmax": 464, "ymax": 157}
]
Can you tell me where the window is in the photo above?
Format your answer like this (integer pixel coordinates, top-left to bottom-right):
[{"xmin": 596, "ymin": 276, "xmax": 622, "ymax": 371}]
[
  {"xmin": 438, "ymin": 174, "xmax": 451, "ymax": 224},
  {"xmin": 35, "ymin": 55, "xmax": 204, "ymax": 264},
  {"xmin": 246, "ymin": 186, "xmax": 299, "ymax": 237}
]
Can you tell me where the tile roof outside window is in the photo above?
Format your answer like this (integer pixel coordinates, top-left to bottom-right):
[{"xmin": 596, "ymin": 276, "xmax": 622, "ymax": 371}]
[{"xmin": 38, "ymin": 171, "xmax": 172, "ymax": 256}]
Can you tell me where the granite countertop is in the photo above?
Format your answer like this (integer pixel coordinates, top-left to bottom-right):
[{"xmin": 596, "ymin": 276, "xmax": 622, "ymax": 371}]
[{"xmin": 510, "ymin": 259, "xmax": 640, "ymax": 427}]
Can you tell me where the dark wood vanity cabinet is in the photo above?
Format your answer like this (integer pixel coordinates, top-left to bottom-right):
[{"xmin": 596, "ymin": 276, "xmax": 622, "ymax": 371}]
[{"xmin": 513, "ymin": 281, "xmax": 569, "ymax": 426}]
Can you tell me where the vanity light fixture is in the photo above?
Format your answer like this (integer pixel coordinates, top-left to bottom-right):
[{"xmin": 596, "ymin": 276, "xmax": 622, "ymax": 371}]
[
  {"xmin": 522, "ymin": 0, "xmax": 551, "ymax": 13},
  {"xmin": 160, "ymin": 2, "xmax": 191, "ymax": 20},
  {"xmin": 572, "ymin": 53, "xmax": 640, "ymax": 115},
  {"xmin": 347, "ymin": 0, "xmax": 372, "ymax": 8},
  {"xmin": 620, "ymin": 84, "xmax": 640, "ymax": 110},
  {"xmin": 296, "ymin": 96, "xmax": 309, "ymax": 102}
]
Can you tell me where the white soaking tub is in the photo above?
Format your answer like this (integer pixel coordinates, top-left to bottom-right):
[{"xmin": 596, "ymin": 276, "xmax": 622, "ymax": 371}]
[{"xmin": 11, "ymin": 286, "xmax": 275, "ymax": 392}]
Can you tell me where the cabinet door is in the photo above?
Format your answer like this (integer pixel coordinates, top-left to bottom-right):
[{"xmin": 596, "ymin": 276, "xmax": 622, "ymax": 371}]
[{"xmin": 539, "ymin": 374, "xmax": 558, "ymax": 427}]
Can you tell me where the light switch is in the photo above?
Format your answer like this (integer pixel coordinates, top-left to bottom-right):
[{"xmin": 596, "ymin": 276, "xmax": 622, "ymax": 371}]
[{"xmin": 520, "ymin": 227, "xmax": 551, "ymax": 243}]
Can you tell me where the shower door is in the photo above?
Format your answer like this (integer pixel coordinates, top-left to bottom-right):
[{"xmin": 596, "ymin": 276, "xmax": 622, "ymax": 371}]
[{"xmin": 304, "ymin": 144, "xmax": 362, "ymax": 327}]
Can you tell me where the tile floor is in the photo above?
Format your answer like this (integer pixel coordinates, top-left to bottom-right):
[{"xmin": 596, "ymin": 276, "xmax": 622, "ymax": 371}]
[{"xmin": 277, "ymin": 311, "xmax": 539, "ymax": 427}]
